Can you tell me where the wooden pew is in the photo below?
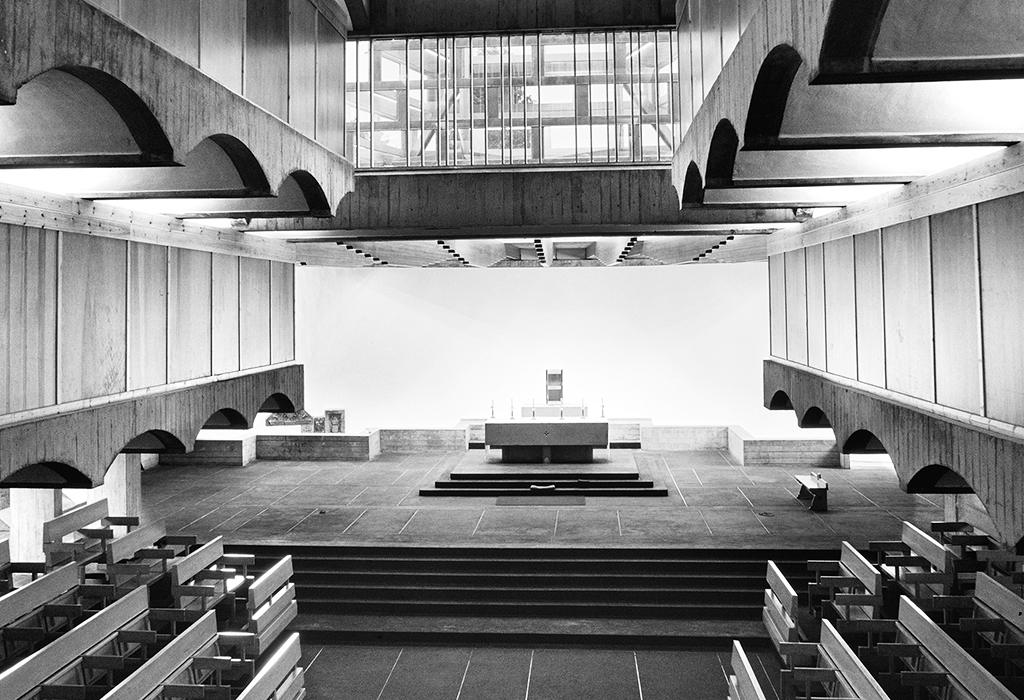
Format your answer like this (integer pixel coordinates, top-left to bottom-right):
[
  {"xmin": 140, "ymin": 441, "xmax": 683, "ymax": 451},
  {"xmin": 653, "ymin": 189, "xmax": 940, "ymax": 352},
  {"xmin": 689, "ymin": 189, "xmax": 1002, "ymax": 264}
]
[
  {"xmin": 937, "ymin": 572, "xmax": 1024, "ymax": 684},
  {"xmin": 0, "ymin": 563, "xmax": 97, "ymax": 667},
  {"xmin": 42, "ymin": 500, "xmax": 138, "ymax": 569},
  {"xmin": 104, "ymin": 522, "xmax": 196, "ymax": 594},
  {"xmin": 869, "ymin": 521, "xmax": 959, "ymax": 608},
  {"xmin": 808, "ymin": 542, "xmax": 886, "ymax": 633},
  {"xmin": 236, "ymin": 633, "xmax": 305, "ymax": 700},
  {"xmin": 728, "ymin": 640, "xmax": 767, "ymax": 700},
  {"xmin": 762, "ymin": 561, "xmax": 817, "ymax": 668},
  {"xmin": 0, "ymin": 586, "xmax": 151, "ymax": 700},
  {"xmin": 931, "ymin": 521, "xmax": 1024, "ymax": 589},
  {"xmin": 0, "ymin": 541, "xmax": 46, "ymax": 594},
  {"xmin": 101, "ymin": 610, "xmax": 224, "ymax": 700},
  {"xmin": 781, "ymin": 619, "xmax": 889, "ymax": 700},
  {"xmin": 858, "ymin": 595, "xmax": 1016, "ymax": 700},
  {"xmin": 242, "ymin": 556, "xmax": 297, "ymax": 658},
  {"xmin": 169, "ymin": 537, "xmax": 253, "ymax": 615}
]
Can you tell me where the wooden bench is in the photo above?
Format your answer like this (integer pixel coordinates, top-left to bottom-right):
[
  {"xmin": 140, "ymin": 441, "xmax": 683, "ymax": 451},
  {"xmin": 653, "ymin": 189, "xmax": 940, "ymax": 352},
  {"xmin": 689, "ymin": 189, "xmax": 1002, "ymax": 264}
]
[
  {"xmin": 236, "ymin": 633, "xmax": 305, "ymax": 700},
  {"xmin": 728, "ymin": 640, "xmax": 767, "ymax": 700},
  {"xmin": 100, "ymin": 609, "xmax": 265, "ymax": 700},
  {"xmin": 794, "ymin": 473, "xmax": 828, "ymax": 512},
  {"xmin": 0, "ymin": 585, "xmax": 152, "ymax": 700},
  {"xmin": 242, "ymin": 556, "xmax": 297, "ymax": 658},
  {"xmin": 780, "ymin": 619, "xmax": 889, "ymax": 700},
  {"xmin": 869, "ymin": 521, "xmax": 959, "ymax": 609},
  {"xmin": 936, "ymin": 572, "xmax": 1024, "ymax": 686},
  {"xmin": 0, "ymin": 541, "xmax": 46, "ymax": 594},
  {"xmin": 104, "ymin": 522, "xmax": 196, "ymax": 595},
  {"xmin": 42, "ymin": 500, "xmax": 139, "ymax": 569},
  {"xmin": 169, "ymin": 537, "xmax": 254, "ymax": 615},
  {"xmin": 763, "ymin": 561, "xmax": 817, "ymax": 668},
  {"xmin": 0, "ymin": 563, "xmax": 103, "ymax": 668},
  {"xmin": 857, "ymin": 594, "xmax": 1017, "ymax": 700},
  {"xmin": 808, "ymin": 542, "xmax": 886, "ymax": 633}
]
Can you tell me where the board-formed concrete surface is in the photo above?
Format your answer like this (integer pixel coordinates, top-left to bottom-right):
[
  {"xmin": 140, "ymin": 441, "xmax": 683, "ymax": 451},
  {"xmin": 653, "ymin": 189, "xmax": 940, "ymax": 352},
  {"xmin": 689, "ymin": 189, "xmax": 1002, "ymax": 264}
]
[{"xmin": 140, "ymin": 449, "xmax": 943, "ymax": 550}]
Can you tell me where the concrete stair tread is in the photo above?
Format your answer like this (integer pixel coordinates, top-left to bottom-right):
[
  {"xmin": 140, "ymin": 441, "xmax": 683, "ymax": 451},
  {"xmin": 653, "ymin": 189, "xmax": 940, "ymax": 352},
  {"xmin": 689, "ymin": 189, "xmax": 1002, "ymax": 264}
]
[{"xmin": 292, "ymin": 613, "xmax": 768, "ymax": 641}]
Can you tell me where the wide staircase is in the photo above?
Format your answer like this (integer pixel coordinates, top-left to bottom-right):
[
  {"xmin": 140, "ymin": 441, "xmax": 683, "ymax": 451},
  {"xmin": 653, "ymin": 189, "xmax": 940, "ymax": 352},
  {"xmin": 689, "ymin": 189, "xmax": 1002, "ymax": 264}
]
[{"xmin": 227, "ymin": 545, "xmax": 832, "ymax": 646}]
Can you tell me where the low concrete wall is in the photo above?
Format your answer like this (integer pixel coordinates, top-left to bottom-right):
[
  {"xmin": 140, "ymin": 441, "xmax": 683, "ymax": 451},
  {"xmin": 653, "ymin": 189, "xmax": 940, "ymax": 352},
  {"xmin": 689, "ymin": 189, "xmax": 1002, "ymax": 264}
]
[
  {"xmin": 159, "ymin": 436, "xmax": 256, "ymax": 467},
  {"xmin": 727, "ymin": 426, "xmax": 841, "ymax": 468},
  {"xmin": 255, "ymin": 432, "xmax": 381, "ymax": 461},
  {"xmin": 609, "ymin": 422, "xmax": 642, "ymax": 446},
  {"xmin": 379, "ymin": 429, "xmax": 466, "ymax": 453},
  {"xmin": 640, "ymin": 426, "xmax": 728, "ymax": 451}
]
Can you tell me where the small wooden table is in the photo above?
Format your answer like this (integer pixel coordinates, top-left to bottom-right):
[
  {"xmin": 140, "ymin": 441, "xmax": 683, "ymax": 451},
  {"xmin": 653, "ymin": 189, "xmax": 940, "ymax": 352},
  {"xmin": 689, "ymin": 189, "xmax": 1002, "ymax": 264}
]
[{"xmin": 795, "ymin": 473, "xmax": 828, "ymax": 512}]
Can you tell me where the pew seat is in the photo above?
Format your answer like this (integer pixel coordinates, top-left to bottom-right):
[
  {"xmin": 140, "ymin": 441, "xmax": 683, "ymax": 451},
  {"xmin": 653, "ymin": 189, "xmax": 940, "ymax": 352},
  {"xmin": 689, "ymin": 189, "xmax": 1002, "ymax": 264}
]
[
  {"xmin": 808, "ymin": 542, "xmax": 886, "ymax": 633},
  {"xmin": 869, "ymin": 521, "xmax": 959, "ymax": 609},
  {"xmin": 856, "ymin": 594, "xmax": 1016, "ymax": 700},
  {"xmin": 169, "ymin": 537, "xmax": 253, "ymax": 615}
]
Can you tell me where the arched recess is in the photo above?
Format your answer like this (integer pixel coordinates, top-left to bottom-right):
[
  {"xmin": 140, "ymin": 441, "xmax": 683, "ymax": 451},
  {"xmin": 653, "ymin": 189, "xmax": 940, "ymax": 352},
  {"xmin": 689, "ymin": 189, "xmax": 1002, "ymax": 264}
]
[
  {"xmin": 768, "ymin": 390, "xmax": 794, "ymax": 411},
  {"xmin": 681, "ymin": 161, "xmax": 704, "ymax": 204},
  {"xmin": 0, "ymin": 67, "xmax": 173, "ymax": 167},
  {"xmin": 816, "ymin": 0, "xmax": 890, "ymax": 79},
  {"xmin": 799, "ymin": 406, "xmax": 832, "ymax": 429},
  {"xmin": 120, "ymin": 430, "xmax": 187, "ymax": 455},
  {"xmin": 842, "ymin": 429, "xmax": 888, "ymax": 454},
  {"xmin": 284, "ymin": 170, "xmax": 332, "ymax": 216},
  {"xmin": 202, "ymin": 408, "xmax": 251, "ymax": 431},
  {"xmin": 744, "ymin": 45, "xmax": 803, "ymax": 149},
  {"xmin": 258, "ymin": 393, "xmax": 297, "ymax": 414},
  {"xmin": 0, "ymin": 462, "xmax": 92, "ymax": 489},
  {"xmin": 705, "ymin": 119, "xmax": 739, "ymax": 188},
  {"xmin": 906, "ymin": 465, "xmax": 974, "ymax": 494}
]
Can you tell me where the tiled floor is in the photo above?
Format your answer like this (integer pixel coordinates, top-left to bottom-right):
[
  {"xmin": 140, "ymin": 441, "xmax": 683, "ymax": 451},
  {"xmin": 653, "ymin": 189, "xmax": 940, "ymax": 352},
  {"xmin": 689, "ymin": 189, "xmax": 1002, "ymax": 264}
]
[
  {"xmin": 141, "ymin": 449, "xmax": 944, "ymax": 549},
  {"xmin": 300, "ymin": 643, "xmax": 782, "ymax": 700},
  {"xmin": 136, "ymin": 449, "xmax": 946, "ymax": 699}
]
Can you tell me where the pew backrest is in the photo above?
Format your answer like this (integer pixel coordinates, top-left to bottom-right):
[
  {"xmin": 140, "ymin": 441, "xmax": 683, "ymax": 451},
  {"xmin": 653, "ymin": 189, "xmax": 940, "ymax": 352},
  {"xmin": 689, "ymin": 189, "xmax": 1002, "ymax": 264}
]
[
  {"xmin": 818, "ymin": 620, "xmax": 889, "ymax": 700},
  {"xmin": 841, "ymin": 542, "xmax": 883, "ymax": 596},
  {"xmin": 106, "ymin": 521, "xmax": 167, "ymax": 564},
  {"xmin": 974, "ymin": 572, "xmax": 1024, "ymax": 636},
  {"xmin": 767, "ymin": 560, "xmax": 798, "ymax": 619},
  {"xmin": 728, "ymin": 640, "xmax": 767, "ymax": 700},
  {"xmin": 0, "ymin": 563, "xmax": 78, "ymax": 629},
  {"xmin": 248, "ymin": 556, "xmax": 292, "ymax": 613},
  {"xmin": 100, "ymin": 611, "xmax": 219, "ymax": 700},
  {"xmin": 0, "ymin": 539, "xmax": 9, "ymax": 566},
  {"xmin": 0, "ymin": 585, "xmax": 148, "ymax": 700},
  {"xmin": 42, "ymin": 500, "xmax": 108, "ymax": 545},
  {"xmin": 236, "ymin": 632, "xmax": 304, "ymax": 700},
  {"xmin": 246, "ymin": 556, "xmax": 296, "ymax": 656},
  {"xmin": 171, "ymin": 537, "xmax": 225, "ymax": 587},
  {"xmin": 898, "ymin": 595, "xmax": 1016, "ymax": 700},
  {"xmin": 902, "ymin": 522, "xmax": 955, "ymax": 573}
]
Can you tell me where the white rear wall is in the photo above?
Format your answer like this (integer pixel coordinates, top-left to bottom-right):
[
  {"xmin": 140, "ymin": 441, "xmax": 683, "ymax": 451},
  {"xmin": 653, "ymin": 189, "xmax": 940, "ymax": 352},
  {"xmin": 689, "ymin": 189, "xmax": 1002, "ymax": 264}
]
[{"xmin": 295, "ymin": 262, "xmax": 805, "ymax": 434}]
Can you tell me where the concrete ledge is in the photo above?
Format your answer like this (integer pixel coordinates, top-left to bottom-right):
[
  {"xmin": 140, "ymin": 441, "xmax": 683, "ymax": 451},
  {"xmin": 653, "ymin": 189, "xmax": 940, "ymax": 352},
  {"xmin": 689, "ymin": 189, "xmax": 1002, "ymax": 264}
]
[
  {"xmin": 727, "ymin": 426, "xmax": 841, "ymax": 468},
  {"xmin": 640, "ymin": 426, "xmax": 728, "ymax": 451},
  {"xmin": 159, "ymin": 436, "xmax": 256, "ymax": 467},
  {"xmin": 255, "ymin": 432, "xmax": 381, "ymax": 461},
  {"xmin": 379, "ymin": 429, "xmax": 467, "ymax": 453}
]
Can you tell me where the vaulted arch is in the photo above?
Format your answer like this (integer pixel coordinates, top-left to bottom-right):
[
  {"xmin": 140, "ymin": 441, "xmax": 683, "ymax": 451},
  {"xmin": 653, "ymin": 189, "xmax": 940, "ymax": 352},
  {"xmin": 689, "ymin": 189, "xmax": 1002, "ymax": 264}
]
[
  {"xmin": 799, "ymin": 406, "xmax": 832, "ymax": 429},
  {"xmin": 0, "ymin": 462, "xmax": 92, "ymax": 489},
  {"xmin": 120, "ymin": 430, "xmax": 187, "ymax": 455},
  {"xmin": 841, "ymin": 429, "xmax": 887, "ymax": 454},
  {"xmin": 259, "ymin": 393, "xmax": 297, "ymax": 414},
  {"xmin": 768, "ymin": 390, "xmax": 794, "ymax": 411},
  {"xmin": 202, "ymin": 409, "xmax": 251, "ymax": 431},
  {"xmin": 681, "ymin": 161, "xmax": 704, "ymax": 204},
  {"xmin": 705, "ymin": 119, "xmax": 739, "ymax": 188},
  {"xmin": 744, "ymin": 45, "xmax": 803, "ymax": 149},
  {"xmin": 0, "ymin": 67, "xmax": 172, "ymax": 167},
  {"xmin": 906, "ymin": 464, "xmax": 974, "ymax": 494}
]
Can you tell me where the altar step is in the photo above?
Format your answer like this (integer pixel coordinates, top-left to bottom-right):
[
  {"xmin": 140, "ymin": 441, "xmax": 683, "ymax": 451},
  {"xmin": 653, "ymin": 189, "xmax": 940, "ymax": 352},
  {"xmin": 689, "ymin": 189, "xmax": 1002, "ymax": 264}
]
[
  {"xmin": 227, "ymin": 545, "xmax": 829, "ymax": 644},
  {"xmin": 424, "ymin": 472, "xmax": 667, "ymax": 497}
]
